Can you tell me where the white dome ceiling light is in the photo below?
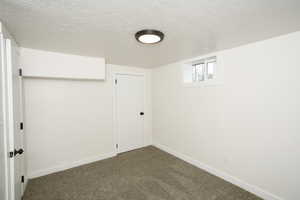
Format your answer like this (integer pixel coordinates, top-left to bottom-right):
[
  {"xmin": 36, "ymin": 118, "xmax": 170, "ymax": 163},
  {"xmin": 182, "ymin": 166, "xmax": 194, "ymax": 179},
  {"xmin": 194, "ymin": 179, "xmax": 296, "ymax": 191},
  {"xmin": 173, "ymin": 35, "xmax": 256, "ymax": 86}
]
[{"xmin": 135, "ymin": 29, "xmax": 164, "ymax": 44}]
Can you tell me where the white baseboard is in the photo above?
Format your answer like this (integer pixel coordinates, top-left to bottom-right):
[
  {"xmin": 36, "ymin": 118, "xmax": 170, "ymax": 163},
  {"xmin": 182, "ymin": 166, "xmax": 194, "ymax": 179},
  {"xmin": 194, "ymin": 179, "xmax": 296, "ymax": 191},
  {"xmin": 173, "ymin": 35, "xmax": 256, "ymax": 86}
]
[
  {"xmin": 154, "ymin": 143, "xmax": 282, "ymax": 200},
  {"xmin": 28, "ymin": 152, "xmax": 116, "ymax": 179}
]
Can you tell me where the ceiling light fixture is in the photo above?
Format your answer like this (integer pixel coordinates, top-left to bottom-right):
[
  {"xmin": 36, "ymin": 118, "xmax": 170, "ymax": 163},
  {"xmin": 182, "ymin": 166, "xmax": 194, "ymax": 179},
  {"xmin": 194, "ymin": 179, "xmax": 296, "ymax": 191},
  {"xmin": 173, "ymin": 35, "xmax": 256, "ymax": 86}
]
[{"xmin": 135, "ymin": 29, "xmax": 164, "ymax": 44}]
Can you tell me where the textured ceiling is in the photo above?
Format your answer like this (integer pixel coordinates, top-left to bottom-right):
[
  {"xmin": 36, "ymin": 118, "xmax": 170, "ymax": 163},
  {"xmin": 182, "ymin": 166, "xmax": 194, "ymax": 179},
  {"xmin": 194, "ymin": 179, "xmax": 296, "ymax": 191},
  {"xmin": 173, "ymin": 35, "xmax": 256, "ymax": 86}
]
[{"xmin": 1, "ymin": 0, "xmax": 300, "ymax": 68}]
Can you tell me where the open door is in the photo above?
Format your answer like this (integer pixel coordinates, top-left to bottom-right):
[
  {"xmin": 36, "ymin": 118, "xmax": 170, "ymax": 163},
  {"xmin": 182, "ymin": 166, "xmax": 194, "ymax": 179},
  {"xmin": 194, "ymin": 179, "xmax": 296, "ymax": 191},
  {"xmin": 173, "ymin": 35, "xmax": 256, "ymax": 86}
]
[{"xmin": 6, "ymin": 38, "xmax": 24, "ymax": 200}]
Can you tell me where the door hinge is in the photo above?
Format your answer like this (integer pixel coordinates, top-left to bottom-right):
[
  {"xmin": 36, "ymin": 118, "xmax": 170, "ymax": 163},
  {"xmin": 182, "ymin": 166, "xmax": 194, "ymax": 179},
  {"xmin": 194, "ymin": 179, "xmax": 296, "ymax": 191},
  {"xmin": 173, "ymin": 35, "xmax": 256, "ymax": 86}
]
[
  {"xmin": 21, "ymin": 176, "xmax": 24, "ymax": 183},
  {"xmin": 9, "ymin": 151, "xmax": 14, "ymax": 158},
  {"xmin": 20, "ymin": 122, "xmax": 23, "ymax": 130},
  {"xmin": 116, "ymin": 144, "xmax": 118, "ymax": 149},
  {"xmin": 115, "ymin": 79, "xmax": 117, "ymax": 85},
  {"xmin": 19, "ymin": 68, "xmax": 23, "ymax": 76}
]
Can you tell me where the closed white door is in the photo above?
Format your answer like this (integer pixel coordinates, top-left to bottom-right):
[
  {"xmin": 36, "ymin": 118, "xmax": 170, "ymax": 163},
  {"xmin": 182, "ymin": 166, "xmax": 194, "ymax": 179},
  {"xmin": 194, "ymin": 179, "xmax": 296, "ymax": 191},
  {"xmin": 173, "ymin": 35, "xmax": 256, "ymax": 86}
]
[
  {"xmin": 6, "ymin": 38, "xmax": 23, "ymax": 200},
  {"xmin": 115, "ymin": 74, "xmax": 145, "ymax": 153}
]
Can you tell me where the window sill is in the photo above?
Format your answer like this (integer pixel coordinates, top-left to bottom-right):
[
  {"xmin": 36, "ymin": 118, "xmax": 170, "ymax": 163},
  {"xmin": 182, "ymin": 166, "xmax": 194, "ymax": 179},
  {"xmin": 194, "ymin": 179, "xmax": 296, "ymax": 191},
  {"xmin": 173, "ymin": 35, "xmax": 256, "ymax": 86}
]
[{"xmin": 182, "ymin": 81, "xmax": 223, "ymax": 87}]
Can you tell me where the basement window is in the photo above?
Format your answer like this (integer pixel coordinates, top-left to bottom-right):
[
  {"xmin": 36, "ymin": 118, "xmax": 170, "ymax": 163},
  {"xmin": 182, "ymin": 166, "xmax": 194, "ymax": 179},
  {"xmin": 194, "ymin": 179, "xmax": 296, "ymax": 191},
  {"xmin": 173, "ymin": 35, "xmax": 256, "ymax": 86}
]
[
  {"xmin": 206, "ymin": 60, "xmax": 216, "ymax": 79},
  {"xmin": 192, "ymin": 63, "xmax": 205, "ymax": 82},
  {"xmin": 183, "ymin": 56, "xmax": 217, "ymax": 85}
]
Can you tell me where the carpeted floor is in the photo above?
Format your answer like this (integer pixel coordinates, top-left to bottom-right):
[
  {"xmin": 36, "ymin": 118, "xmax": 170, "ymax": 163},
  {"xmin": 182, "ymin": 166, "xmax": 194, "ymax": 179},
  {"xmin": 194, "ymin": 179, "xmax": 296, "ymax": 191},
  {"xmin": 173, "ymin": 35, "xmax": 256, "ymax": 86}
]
[{"xmin": 24, "ymin": 146, "xmax": 262, "ymax": 200}]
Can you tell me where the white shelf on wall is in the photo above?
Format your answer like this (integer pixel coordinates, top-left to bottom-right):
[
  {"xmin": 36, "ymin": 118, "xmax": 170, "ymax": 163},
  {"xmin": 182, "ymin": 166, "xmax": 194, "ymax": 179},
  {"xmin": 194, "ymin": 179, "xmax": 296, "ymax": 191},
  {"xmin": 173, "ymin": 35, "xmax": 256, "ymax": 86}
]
[{"xmin": 21, "ymin": 48, "xmax": 106, "ymax": 80}]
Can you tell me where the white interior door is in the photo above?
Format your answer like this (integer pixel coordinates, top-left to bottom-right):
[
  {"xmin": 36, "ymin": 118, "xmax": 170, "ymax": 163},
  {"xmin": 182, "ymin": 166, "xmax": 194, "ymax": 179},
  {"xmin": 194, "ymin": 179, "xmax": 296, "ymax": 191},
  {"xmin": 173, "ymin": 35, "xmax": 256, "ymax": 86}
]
[
  {"xmin": 6, "ymin": 38, "xmax": 23, "ymax": 200},
  {"xmin": 115, "ymin": 74, "xmax": 145, "ymax": 153}
]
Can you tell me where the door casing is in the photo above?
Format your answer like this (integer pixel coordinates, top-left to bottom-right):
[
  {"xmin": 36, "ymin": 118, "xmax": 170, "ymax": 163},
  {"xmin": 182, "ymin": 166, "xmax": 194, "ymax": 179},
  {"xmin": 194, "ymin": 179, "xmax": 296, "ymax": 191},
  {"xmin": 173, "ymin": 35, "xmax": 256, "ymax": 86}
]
[
  {"xmin": 0, "ymin": 31, "xmax": 10, "ymax": 200},
  {"xmin": 5, "ymin": 38, "xmax": 24, "ymax": 200}
]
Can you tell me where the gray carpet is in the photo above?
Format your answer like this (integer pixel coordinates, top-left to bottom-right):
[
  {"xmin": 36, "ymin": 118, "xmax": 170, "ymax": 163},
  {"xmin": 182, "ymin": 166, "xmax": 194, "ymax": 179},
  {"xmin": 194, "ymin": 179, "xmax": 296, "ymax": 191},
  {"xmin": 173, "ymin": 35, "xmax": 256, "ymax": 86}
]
[{"xmin": 24, "ymin": 146, "xmax": 262, "ymax": 200}]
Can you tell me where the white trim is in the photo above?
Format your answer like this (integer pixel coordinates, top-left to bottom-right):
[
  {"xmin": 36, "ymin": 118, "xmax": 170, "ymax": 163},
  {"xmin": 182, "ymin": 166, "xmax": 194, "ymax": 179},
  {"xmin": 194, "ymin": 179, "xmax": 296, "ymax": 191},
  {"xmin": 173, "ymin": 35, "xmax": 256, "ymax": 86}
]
[
  {"xmin": 0, "ymin": 32, "xmax": 9, "ymax": 200},
  {"xmin": 112, "ymin": 71, "xmax": 147, "ymax": 154},
  {"xmin": 112, "ymin": 73, "xmax": 118, "ymax": 155},
  {"xmin": 154, "ymin": 143, "xmax": 283, "ymax": 200},
  {"xmin": 22, "ymin": 75, "xmax": 105, "ymax": 81},
  {"xmin": 19, "ymin": 66, "xmax": 25, "ymax": 196},
  {"xmin": 5, "ymin": 38, "xmax": 15, "ymax": 200},
  {"xmin": 28, "ymin": 152, "xmax": 116, "ymax": 179},
  {"xmin": 113, "ymin": 71, "xmax": 145, "ymax": 76}
]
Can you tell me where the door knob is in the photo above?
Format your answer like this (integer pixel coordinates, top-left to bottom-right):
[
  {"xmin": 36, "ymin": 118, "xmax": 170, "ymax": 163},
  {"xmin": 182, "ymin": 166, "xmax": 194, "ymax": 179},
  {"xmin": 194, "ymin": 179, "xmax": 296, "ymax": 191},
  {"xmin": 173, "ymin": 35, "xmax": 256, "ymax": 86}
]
[
  {"xmin": 14, "ymin": 148, "xmax": 24, "ymax": 156},
  {"xmin": 140, "ymin": 112, "xmax": 144, "ymax": 116}
]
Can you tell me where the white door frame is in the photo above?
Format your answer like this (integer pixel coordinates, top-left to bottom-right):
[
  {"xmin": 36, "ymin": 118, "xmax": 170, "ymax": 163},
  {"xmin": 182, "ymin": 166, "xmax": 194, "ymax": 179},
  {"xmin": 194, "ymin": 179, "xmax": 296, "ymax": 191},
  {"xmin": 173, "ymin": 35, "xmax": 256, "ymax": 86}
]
[
  {"xmin": 5, "ymin": 38, "xmax": 16, "ymax": 200},
  {"xmin": 1, "ymin": 23, "xmax": 24, "ymax": 200},
  {"xmin": 0, "ymin": 32, "xmax": 10, "ymax": 200},
  {"xmin": 112, "ymin": 72, "xmax": 146, "ymax": 154},
  {"xmin": 18, "ymin": 52, "xmax": 25, "ymax": 195},
  {"xmin": 5, "ymin": 38, "xmax": 24, "ymax": 200}
]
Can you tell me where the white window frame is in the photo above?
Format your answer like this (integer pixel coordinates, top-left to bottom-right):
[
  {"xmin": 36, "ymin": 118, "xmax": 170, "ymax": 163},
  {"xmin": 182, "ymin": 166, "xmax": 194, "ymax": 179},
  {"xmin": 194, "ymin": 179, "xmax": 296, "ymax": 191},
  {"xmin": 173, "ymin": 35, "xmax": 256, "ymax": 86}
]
[{"xmin": 182, "ymin": 55, "xmax": 221, "ymax": 87}]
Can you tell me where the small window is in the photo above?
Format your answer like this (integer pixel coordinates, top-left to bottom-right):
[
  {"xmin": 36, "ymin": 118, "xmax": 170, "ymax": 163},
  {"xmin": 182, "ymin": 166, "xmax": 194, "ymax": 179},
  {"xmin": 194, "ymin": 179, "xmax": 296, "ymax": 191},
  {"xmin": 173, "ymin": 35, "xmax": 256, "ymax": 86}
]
[
  {"xmin": 193, "ymin": 63, "xmax": 205, "ymax": 82},
  {"xmin": 183, "ymin": 56, "xmax": 217, "ymax": 84},
  {"xmin": 206, "ymin": 60, "xmax": 216, "ymax": 79}
]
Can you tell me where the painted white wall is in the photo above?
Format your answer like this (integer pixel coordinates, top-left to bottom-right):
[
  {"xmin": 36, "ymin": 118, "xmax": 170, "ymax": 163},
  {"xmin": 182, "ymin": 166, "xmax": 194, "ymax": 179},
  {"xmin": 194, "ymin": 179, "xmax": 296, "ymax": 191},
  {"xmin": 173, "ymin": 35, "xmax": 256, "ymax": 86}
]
[
  {"xmin": 152, "ymin": 31, "xmax": 300, "ymax": 200},
  {"xmin": 21, "ymin": 48, "xmax": 152, "ymax": 178},
  {"xmin": 21, "ymin": 48, "xmax": 106, "ymax": 80}
]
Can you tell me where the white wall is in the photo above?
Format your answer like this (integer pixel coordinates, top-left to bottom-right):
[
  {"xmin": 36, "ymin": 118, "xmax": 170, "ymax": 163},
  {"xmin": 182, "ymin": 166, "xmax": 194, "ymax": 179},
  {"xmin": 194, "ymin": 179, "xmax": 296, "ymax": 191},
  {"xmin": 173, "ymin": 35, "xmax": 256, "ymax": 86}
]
[
  {"xmin": 20, "ymin": 30, "xmax": 299, "ymax": 199},
  {"xmin": 21, "ymin": 48, "xmax": 152, "ymax": 178},
  {"xmin": 152, "ymin": 31, "xmax": 300, "ymax": 200}
]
